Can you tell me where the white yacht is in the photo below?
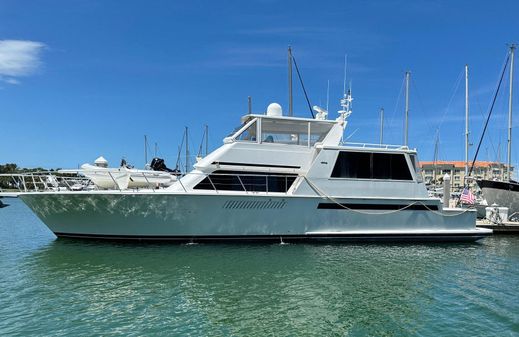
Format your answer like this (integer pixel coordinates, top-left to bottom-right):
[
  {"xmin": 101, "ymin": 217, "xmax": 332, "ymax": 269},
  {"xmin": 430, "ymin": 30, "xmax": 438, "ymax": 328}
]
[{"xmin": 14, "ymin": 100, "xmax": 491, "ymax": 242}]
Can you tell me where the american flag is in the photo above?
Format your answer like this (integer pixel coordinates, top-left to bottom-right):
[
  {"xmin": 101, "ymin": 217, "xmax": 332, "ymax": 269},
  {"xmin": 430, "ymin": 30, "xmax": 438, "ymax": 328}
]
[{"xmin": 460, "ymin": 187, "xmax": 475, "ymax": 204}]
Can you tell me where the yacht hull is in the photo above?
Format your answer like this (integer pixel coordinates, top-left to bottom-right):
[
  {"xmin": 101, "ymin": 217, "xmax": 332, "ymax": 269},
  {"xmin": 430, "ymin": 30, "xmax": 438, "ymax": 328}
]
[
  {"xmin": 19, "ymin": 192, "xmax": 490, "ymax": 242},
  {"xmin": 477, "ymin": 179, "xmax": 519, "ymax": 216}
]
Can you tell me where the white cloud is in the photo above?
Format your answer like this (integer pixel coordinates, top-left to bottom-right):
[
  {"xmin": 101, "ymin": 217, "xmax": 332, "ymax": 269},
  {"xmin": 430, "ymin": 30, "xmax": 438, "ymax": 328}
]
[
  {"xmin": 1, "ymin": 77, "xmax": 20, "ymax": 85},
  {"xmin": 0, "ymin": 40, "xmax": 45, "ymax": 84}
]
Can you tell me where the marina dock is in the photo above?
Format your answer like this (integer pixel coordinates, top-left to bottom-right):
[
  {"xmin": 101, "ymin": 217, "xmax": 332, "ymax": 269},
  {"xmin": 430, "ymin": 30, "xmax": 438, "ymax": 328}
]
[{"xmin": 477, "ymin": 220, "xmax": 519, "ymax": 234}]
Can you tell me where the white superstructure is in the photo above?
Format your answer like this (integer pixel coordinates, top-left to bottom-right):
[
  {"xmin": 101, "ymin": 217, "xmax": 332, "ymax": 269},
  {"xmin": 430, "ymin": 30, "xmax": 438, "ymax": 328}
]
[{"xmin": 12, "ymin": 101, "xmax": 490, "ymax": 242}]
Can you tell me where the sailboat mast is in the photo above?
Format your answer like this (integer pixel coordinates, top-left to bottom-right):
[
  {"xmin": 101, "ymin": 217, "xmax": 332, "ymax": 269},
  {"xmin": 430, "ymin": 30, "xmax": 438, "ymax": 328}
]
[
  {"xmin": 185, "ymin": 127, "xmax": 189, "ymax": 173},
  {"xmin": 465, "ymin": 64, "xmax": 469, "ymax": 177},
  {"xmin": 380, "ymin": 107, "xmax": 384, "ymax": 145},
  {"xmin": 144, "ymin": 135, "xmax": 148, "ymax": 165},
  {"xmin": 404, "ymin": 71, "xmax": 410, "ymax": 146},
  {"xmin": 433, "ymin": 131, "xmax": 439, "ymax": 185},
  {"xmin": 507, "ymin": 44, "xmax": 516, "ymax": 181},
  {"xmin": 205, "ymin": 124, "xmax": 209, "ymax": 156},
  {"xmin": 288, "ymin": 46, "xmax": 293, "ymax": 117}
]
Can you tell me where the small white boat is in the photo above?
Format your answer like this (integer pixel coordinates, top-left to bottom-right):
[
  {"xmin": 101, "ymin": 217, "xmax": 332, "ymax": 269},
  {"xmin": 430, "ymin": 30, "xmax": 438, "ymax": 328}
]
[{"xmin": 79, "ymin": 157, "xmax": 177, "ymax": 190}]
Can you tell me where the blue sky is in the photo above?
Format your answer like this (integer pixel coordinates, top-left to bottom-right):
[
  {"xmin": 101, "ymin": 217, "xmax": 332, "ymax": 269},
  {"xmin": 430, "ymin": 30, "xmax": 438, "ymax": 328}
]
[{"xmin": 0, "ymin": 0, "xmax": 518, "ymax": 169}]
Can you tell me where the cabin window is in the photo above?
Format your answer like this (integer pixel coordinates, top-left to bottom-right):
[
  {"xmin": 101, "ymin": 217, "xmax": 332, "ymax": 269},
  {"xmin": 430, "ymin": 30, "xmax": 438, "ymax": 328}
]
[
  {"xmin": 331, "ymin": 152, "xmax": 413, "ymax": 180},
  {"xmin": 331, "ymin": 152, "xmax": 371, "ymax": 179},
  {"xmin": 308, "ymin": 122, "xmax": 334, "ymax": 146},
  {"xmin": 260, "ymin": 119, "xmax": 308, "ymax": 145},
  {"xmin": 409, "ymin": 154, "xmax": 423, "ymax": 182},
  {"xmin": 235, "ymin": 120, "xmax": 257, "ymax": 142},
  {"xmin": 194, "ymin": 170, "xmax": 297, "ymax": 192}
]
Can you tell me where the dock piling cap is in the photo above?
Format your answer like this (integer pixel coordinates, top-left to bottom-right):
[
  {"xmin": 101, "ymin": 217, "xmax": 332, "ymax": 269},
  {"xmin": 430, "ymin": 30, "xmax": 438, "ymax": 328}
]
[{"xmin": 94, "ymin": 156, "xmax": 108, "ymax": 168}]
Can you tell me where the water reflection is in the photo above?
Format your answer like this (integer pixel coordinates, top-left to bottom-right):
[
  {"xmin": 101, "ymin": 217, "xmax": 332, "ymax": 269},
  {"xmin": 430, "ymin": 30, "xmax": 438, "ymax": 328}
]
[{"xmin": 18, "ymin": 240, "xmax": 491, "ymax": 336}]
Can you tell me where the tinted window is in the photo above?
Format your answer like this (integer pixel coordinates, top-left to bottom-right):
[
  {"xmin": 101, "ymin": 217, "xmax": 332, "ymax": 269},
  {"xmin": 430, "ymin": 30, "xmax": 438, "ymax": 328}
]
[
  {"xmin": 331, "ymin": 152, "xmax": 371, "ymax": 179},
  {"xmin": 194, "ymin": 170, "xmax": 297, "ymax": 192},
  {"xmin": 331, "ymin": 152, "xmax": 412, "ymax": 180},
  {"xmin": 390, "ymin": 154, "xmax": 412, "ymax": 180},
  {"xmin": 372, "ymin": 153, "xmax": 391, "ymax": 179},
  {"xmin": 409, "ymin": 154, "xmax": 423, "ymax": 182}
]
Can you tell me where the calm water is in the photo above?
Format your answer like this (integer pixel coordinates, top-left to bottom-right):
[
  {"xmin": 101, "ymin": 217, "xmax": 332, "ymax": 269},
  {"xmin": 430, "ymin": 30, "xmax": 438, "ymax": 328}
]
[{"xmin": 1, "ymin": 198, "xmax": 518, "ymax": 336}]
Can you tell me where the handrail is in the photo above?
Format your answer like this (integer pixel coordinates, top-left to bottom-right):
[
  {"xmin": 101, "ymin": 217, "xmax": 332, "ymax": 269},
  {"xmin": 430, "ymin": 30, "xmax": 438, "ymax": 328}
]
[
  {"xmin": 236, "ymin": 175, "xmax": 247, "ymax": 192},
  {"xmin": 141, "ymin": 172, "xmax": 155, "ymax": 192},
  {"xmin": 206, "ymin": 175, "xmax": 218, "ymax": 193},
  {"xmin": 0, "ymin": 170, "xmax": 298, "ymax": 194},
  {"xmin": 0, "ymin": 171, "xmax": 94, "ymax": 193},
  {"xmin": 177, "ymin": 178, "xmax": 188, "ymax": 193},
  {"xmin": 107, "ymin": 171, "xmax": 121, "ymax": 191},
  {"xmin": 340, "ymin": 142, "xmax": 413, "ymax": 150}
]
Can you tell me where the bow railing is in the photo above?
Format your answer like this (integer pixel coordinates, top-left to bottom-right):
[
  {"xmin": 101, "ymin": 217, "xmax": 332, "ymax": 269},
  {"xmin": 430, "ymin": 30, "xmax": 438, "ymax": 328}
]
[{"xmin": 0, "ymin": 170, "xmax": 299, "ymax": 194}]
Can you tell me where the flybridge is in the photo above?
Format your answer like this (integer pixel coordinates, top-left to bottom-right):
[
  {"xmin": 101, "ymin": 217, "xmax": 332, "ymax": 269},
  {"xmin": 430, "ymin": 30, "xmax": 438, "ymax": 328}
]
[{"xmin": 224, "ymin": 112, "xmax": 339, "ymax": 147}]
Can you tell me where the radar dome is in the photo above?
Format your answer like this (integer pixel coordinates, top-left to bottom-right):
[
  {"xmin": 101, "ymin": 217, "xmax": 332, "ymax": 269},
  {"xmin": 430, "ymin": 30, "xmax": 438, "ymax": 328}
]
[{"xmin": 266, "ymin": 103, "xmax": 282, "ymax": 117}]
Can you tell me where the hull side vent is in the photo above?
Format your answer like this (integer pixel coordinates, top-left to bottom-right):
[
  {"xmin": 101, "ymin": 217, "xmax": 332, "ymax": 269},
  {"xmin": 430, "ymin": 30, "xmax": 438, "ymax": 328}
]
[{"xmin": 223, "ymin": 199, "xmax": 286, "ymax": 210}]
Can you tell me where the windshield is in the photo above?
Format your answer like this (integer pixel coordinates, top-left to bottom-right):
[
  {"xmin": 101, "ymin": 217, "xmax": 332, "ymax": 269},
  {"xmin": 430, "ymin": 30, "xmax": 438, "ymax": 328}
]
[
  {"xmin": 229, "ymin": 117, "xmax": 334, "ymax": 146},
  {"xmin": 235, "ymin": 120, "xmax": 257, "ymax": 142},
  {"xmin": 261, "ymin": 119, "xmax": 333, "ymax": 146}
]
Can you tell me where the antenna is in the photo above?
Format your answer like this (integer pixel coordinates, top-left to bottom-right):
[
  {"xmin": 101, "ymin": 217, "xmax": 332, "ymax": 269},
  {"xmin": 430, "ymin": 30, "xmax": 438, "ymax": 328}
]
[
  {"xmin": 313, "ymin": 79, "xmax": 331, "ymax": 120},
  {"xmin": 343, "ymin": 54, "xmax": 348, "ymax": 95},
  {"xmin": 380, "ymin": 107, "xmax": 384, "ymax": 145},
  {"xmin": 337, "ymin": 54, "xmax": 353, "ymax": 121},
  {"xmin": 288, "ymin": 46, "xmax": 293, "ymax": 117},
  {"xmin": 404, "ymin": 71, "xmax": 411, "ymax": 146}
]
